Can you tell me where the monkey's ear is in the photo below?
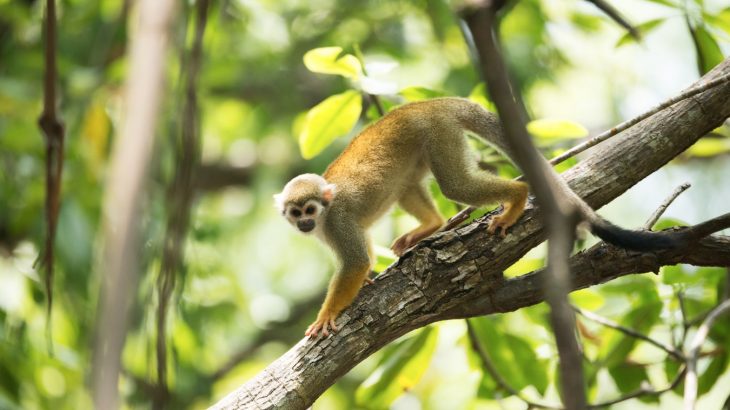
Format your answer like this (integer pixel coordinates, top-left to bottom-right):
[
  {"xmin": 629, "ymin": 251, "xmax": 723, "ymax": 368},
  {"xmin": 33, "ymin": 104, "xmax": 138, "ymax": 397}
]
[
  {"xmin": 273, "ymin": 192, "xmax": 286, "ymax": 212},
  {"xmin": 322, "ymin": 183, "xmax": 337, "ymax": 204}
]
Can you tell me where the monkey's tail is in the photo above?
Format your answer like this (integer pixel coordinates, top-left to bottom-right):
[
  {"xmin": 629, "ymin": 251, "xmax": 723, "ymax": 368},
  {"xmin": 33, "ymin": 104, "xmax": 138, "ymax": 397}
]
[
  {"xmin": 589, "ymin": 218, "xmax": 686, "ymax": 251},
  {"xmin": 589, "ymin": 213, "xmax": 730, "ymax": 252}
]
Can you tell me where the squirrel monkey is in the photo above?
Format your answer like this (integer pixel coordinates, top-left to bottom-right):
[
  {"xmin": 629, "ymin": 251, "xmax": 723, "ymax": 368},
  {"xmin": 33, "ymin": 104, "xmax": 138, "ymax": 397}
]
[{"xmin": 275, "ymin": 97, "xmax": 683, "ymax": 337}]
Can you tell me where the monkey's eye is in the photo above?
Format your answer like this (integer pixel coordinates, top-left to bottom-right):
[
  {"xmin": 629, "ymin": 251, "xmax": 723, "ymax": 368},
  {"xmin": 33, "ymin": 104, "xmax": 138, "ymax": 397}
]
[
  {"xmin": 305, "ymin": 206, "xmax": 315, "ymax": 215},
  {"xmin": 290, "ymin": 209, "xmax": 302, "ymax": 217}
]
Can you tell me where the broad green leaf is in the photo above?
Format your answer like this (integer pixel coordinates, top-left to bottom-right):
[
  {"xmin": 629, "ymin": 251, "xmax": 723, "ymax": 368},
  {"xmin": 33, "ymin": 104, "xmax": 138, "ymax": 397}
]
[
  {"xmin": 400, "ymin": 86, "xmax": 447, "ymax": 102},
  {"xmin": 355, "ymin": 327, "xmax": 438, "ymax": 408},
  {"xmin": 303, "ymin": 47, "xmax": 362, "ymax": 79},
  {"xmin": 598, "ymin": 300, "xmax": 662, "ymax": 368},
  {"xmin": 298, "ymin": 90, "xmax": 362, "ymax": 159},
  {"xmin": 469, "ymin": 317, "xmax": 549, "ymax": 395},
  {"xmin": 642, "ymin": 0, "xmax": 678, "ymax": 8},
  {"xmin": 468, "ymin": 83, "xmax": 495, "ymax": 112},
  {"xmin": 651, "ymin": 217, "xmax": 687, "ymax": 231},
  {"xmin": 570, "ymin": 288, "xmax": 605, "ymax": 311},
  {"xmin": 504, "ymin": 257, "xmax": 544, "ymax": 278},
  {"xmin": 686, "ymin": 138, "xmax": 730, "ymax": 157},
  {"xmin": 705, "ymin": 8, "xmax": 730, "ymax": 35},
  {"xmin": 527, "ymin": 119, "xmax": 588, "ymax": 140},
  {"xmin": 698, "ymin": 352, "xmax": 728, "ymax": 395},
  {"xmin": 608, "ymin": 363, "xmax": 654, "ymax": 401},
  {"xmin": 689, "ymin": 25, "xmax": 724, "ymax": 75},
  {"xmin": 616, "ymin": 18, "xmax": 667, "ymax": 47}
]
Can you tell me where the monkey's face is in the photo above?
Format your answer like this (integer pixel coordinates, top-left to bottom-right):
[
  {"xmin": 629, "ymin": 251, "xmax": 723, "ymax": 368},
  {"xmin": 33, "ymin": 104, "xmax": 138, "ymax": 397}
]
[
  {"xmin": 282, "ymin": 200, "xmax": 325, "ymax": 234},
  {"xmin": 273, "ymin": 174, "xmax": 337, "ymax": 236}
]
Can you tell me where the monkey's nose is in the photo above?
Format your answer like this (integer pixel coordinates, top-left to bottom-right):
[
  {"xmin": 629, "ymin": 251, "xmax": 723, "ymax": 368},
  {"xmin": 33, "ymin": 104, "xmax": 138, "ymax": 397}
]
[{"xmin": 297, "ymin": 219, "xmax": 315, "ymax": 232}]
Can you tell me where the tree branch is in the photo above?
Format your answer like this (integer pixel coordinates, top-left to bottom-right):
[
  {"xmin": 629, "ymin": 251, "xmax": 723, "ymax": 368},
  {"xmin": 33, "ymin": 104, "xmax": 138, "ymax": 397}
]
[
  {"xmin": 461, "ymin": 3, "xmax": 586, "ymax": 407},
  {"xmin": 683, "ymin": 299, "xmax": 730, "ymax": 410},
  {"xmin": 644, "ymin": 182, "xmax": 691, "ymax": 229},
  {"xmin": 38, "ymin": 0, "xmax": 65, "ymax": 352},
  {"xmin": 91, "ymin": 1, "xmax": 178, "ymax": 408},
  {"xmin": 210, "ymin": 58, "xmax": 730, "ymax": 409}
]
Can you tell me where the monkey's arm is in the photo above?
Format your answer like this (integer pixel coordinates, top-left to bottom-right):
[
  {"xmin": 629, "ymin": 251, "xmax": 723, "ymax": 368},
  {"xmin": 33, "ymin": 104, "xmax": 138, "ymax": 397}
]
[{"xmin": 306, "ymin": 214, "xmax": 372, "ymax": 337}]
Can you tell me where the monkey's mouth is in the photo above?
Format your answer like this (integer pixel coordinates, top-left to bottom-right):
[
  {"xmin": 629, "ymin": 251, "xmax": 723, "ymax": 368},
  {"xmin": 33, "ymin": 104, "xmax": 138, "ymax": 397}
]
[{"xmin": 297, "ymin": 220, "xmax": 315, "ymax": 233}]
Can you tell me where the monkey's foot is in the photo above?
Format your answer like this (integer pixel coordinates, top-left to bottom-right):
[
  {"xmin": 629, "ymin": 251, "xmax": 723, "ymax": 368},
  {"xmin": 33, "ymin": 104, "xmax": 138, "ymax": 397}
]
[
  {"xmin": 488, "ymin": 214, "xmax": 517, "ymax": 237},
  {"xmin": 305, "ymin": 311, "xmax": 339, "ymax": 338},
  {"xmin": 391, "ymin": 233, "xmax": 416, "ymax": 257},
  {"xmin": 364, "ymin": 277, "xmax": 375, "ymax": 285}
]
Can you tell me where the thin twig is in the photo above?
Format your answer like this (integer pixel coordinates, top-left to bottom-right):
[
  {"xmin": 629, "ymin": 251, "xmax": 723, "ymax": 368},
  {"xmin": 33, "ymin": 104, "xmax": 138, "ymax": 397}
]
[
  {"xmin": 644, "ymin": 183, "xmax": 691, "ymax": 229},
  {"xmin": 38, "ymin": 0, "xmax": 65, "ymax": 354},
  {"xmin": 574, "ymin": 306, "xmax": 685, "ymax": 360},
  {"xmin": 466, "ymin": 320, "xmax": 562, "ymax": 410},
  {"xmin": 588, "ymin": 365, "xmax": 687, "ymax": 408},
  {"xmin": 154, "ymin": 1, "xmax": 208, "ymax": 408},
  {"xmin": 549, "ymin": 73, "xmax": 730, "ymax": 167},
  {"xmin": 683, "ymin": 299, "xmax": 730, "ymax": 410},
  {"xmin": 585, "ymin": 0, "xmax": 640, "ymax": 40}
]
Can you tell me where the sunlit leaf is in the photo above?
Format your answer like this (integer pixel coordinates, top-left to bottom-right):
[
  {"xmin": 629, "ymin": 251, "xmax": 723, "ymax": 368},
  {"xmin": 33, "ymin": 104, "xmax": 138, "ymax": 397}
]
[
  {"xmin": 504, "ymin": 257, "xmax": 544, "ymax": 278},
  {"xmin": 705, "ymin": 8, "xmax": 730, "ymax": 35},
  {"xmin": 399, "ymin": 86, "xmax": 447, "ymax": 102},
  {"xmin": 599, "ymin": 301, "xmax": 661, "ymax": 368},
  {"xmin": 651, "ymin": 217, "xmax": 687, "ymax": 231},
  {"xmin": 570, "ymin": 288, "xmax": 605, "ymax": 311},
  {"xmin": 527, "ymin": 118, "xmax": 589, "ymax": 140},
  {"xmin": 642, "ymin": 0, "xmax": 678, "ymax": 8},
  {"xmin": 303, "ymin": 47, "xmax": 362, "ymax": 79},
  {"xmin": 615, "ymin": 18, "xmax": 666, "ymax": 47},
  {"xmin": 608, "ymin": 363, "xmax": 653, "ymax": 401},
  {"xmin": 469, "ymin": 317, "xmax": 549, "ymax": 395},
  {"xmin": 698, "ymin": 352, "xmax": 728, "ymax": 395},
  {"xmin": 686, "ymin": 137, "xmax": 730, "ymax": 157},
  {"xmin": 689, "ymin": 25, "xmax": 724, "ymax": 75},
  {"xmin": 468, "ymin": 83, "xmax": 495, "ymax": 112},
  {"xmin": 355, "ymin": 327, "xmax": 438, "ymax": 408},
  {"xmin": 298, "ymin": 90, "xmax": 362, "ymax": 159}
]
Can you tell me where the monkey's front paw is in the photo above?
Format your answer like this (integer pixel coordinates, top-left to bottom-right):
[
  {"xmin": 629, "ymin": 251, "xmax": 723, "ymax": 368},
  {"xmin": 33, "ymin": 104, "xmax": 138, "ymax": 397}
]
[
  {"xmin": 305, "ymin": 311, "xmax": 339, "ymax": 338},
  {"xmin": 391, "ymin": 234, "xmax": 415, "ymax": 256}
]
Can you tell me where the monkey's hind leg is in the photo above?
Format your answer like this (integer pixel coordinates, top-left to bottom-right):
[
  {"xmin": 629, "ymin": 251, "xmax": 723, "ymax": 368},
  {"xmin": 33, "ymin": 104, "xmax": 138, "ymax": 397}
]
[
  {"xmin": 427, "ymin": 134, "xmax": 528, "ymax": 237},
  {"xmin": 391, "ymin": 183, "xmax": 444, "ymax": 256}
]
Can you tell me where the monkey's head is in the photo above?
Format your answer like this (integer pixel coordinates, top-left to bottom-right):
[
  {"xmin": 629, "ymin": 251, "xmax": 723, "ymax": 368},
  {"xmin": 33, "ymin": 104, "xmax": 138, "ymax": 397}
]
[{"xmin": 274, "ymin": 174, "xmax": 337, "ymax": 235}]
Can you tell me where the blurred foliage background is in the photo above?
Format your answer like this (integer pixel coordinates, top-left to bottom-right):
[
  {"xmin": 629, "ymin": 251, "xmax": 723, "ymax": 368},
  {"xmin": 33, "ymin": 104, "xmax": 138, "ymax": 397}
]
[{"xmin": 1, "ymin": 0, "xmax": 729, "ymax": 409}]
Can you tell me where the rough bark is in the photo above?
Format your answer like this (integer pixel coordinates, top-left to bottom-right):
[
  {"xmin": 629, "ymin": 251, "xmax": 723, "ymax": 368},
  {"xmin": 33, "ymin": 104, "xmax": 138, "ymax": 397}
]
[{"xmin": 210, "ymin": 58, "xmax": 730, "ymax": 409}]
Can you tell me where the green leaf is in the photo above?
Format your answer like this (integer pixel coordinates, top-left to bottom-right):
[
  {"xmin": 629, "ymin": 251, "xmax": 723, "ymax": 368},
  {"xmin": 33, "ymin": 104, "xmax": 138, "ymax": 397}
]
[
  {"xmin": 298, "ymin": 90, "xmax": 362, "ymax": 159},
  {"xmin": 686, "ymin": 137, "xmax": 730, "ymax": 157},
  {"xmin": 570, "ymin": 288, "xmax": 605, "ymax": 311},
  {"xmin": 504, "ymin": 257, "xmax": 544, "ymax": 278},
  {"xmin": 651, "ymin": 217, "xmax": 688, "ymax": 231},
  {"xmin": 355, "ymin": 327, "xmax": 439, "ymax": 408},
  {"xmin": 399, "ymin": 86, "xmax": 447, "ymax": 102},
  {"xmin": 698, "ymin": 352, "xmax": 728, "ymax": 395},
  {"xmin": 706, "ymin": 8, "xmax": 730, "ymax": 36},
  {"xmin": 468, "ymin": 83, "xmax": 495, "ymax": 112},
  {"xmin": 303, "ymin": 47, "xmax": 362, "ymax": 79},
  {"xmin": 642, "ymin": 0, "xmax": 679, "ymax": 8},
  {"xmin": 608, "ymin": 363, "xmax": 654, "ymax": 400},
  {"xmin": 527, "ymin": 118, "xmax": 588, "ymax": 140},
  {"xmin": 615, "ymin": 18, "xmax": 667, "ymax": 47},
  {"xmin": 599, "ymin": 301, "xmax": 662, "ymax": 368},
  {"xmin": 469, "ymin": 317, "xmax": 549, "ymax": 396},
  {"xmin": 689, "ymin": 25, "xmax": 725, "ymax": 75}
]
